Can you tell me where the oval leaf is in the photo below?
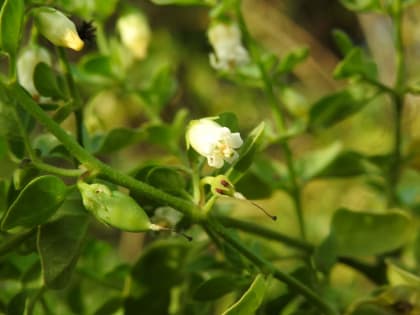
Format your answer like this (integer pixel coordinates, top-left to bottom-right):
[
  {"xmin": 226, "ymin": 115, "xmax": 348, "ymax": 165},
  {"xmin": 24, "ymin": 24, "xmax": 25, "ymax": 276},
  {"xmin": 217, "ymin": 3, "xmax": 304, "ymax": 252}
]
[
  {"xmin": 193, "ymin": 275, "xmax": 249, "ymax": 301},
  {"xmin": 0, "ymin": 0, "xmax": 23, "ymax": 57},
  {"xmin": 222, "ymin": 273, "xmax": 267, "ymax": 315},
  {"xmin": 1, "ymin": 175, "xmax": 67, "ymax": 230},
  {"xmin": 33, "ymin": 62, "xmax": 65, "ymax": 99},
  {"xmin": 37, "ymin": 214, "xmax": 89, "ymax": 289},
  {"xmin": 331, "ymin": 208, "xmax": 413, "ymax": 257}
]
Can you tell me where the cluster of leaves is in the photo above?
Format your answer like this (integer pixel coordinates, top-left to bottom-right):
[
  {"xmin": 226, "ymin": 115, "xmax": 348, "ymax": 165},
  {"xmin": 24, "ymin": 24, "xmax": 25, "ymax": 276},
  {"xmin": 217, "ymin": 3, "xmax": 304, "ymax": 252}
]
[{"xmin": 1, "ymin": 0, "xmax": 420, "ymax": 314}]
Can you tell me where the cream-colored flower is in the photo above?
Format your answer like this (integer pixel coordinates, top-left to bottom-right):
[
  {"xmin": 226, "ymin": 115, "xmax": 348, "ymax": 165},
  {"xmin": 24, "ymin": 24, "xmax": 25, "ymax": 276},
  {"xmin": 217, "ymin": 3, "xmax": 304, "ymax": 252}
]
[
  {"xmin": 33, "ymin": 7, "xmax": 84, "ymax": 51},
  {"xmin": 208, "ymin": 22, "xmax": 250, "ymax": 71},
  {"xmin": 117, "ymin": 12, "xmax": 151, "ymax": 59},
  {"xmin": 186, "ymin": 118, "xmax": 243, "ymax": 168},
  {"xmin": 17, "ymin": 46, "xmax": 51, "ymax": 97}
]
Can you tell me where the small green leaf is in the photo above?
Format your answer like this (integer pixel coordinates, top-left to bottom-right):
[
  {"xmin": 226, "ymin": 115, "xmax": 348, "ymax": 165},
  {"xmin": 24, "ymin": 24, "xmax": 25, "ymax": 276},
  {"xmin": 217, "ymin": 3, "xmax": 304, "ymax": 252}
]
[
  {"xmin": 235, "ymin": 170, "xmax": 273, "ymax": 199},
  {"xmin": 312, "ymin": 235, "xmax": 337, "ymax": 275},
  {"xmin": 0, "ymin": 0, "xmax": 24, "ymax": 57},
  {"xmin": 1, "ymin": 175, "xmax": 68, "ymax": 230},
  {"xmin": 334, "ymin": 48, "xmax": 378, "ymax": 81},
  {"xmin": 151, "ymin": 0, "xmax": 208, "ymax": 5},
  {"xmin": 222, "ymin": 273, "xmax": 267, "ymax": 315},
  {"xmin": 331, "ymin": 208, "xmax": 413, "ymax": 257},
  {"xmin": 296, "ymin": 142, "xmax": 342, "ymax": 181},
  {"xmin": 193, "ymin": 275, "xmax": 249, "ymax": 301},
  {"xmin": 216, "ymin": 112, "xmax": 239, "ymax": 132},
  {"xmin": 332, "ymin": 29, "xmax": 354, "ymax": 56},
  {"xmin": 340, "ymin": 0, "xmax": 382, "ymax": 12},
  {"xmin": 33, "ymin": 62, "xmax": 65, "ymax": 99},
  {"xmin": 309, "ymin": 86, "xmax": 375, "ymax": 129},
  {"xmin": 277, "ymin": 47, "xmax": 309, "ymax": 74},
  {"xmin": 7, "ymin": 291, "xmax": 26, "ymax": 315},
  {"xmin": 82, "ymin": 54, "xmax": 114, "ymax": 78},
  {"xmin": 386, "ymin": 260, "xmax": 420, "ymax": 286},
  {"xmin": 89, "ymin": 127, "xmax": 145, "ymax": 154},
  {"xmin": 146, "ymin": 166, "xmax": 187, "ymax": 195},
  {"xmin": 131, "ymin": 239, "xmax": 190, "ymax": 290},
  {"xmin": 37, "ymin": 214, "xmax": 89, "ymax": 289},
  {"xmin": 227, "ymin": 122, "xmax": 265, "ymax": 183},
  {"xmin": 93, "ymin": 297, "xmax": 123, "ymax": 315}
]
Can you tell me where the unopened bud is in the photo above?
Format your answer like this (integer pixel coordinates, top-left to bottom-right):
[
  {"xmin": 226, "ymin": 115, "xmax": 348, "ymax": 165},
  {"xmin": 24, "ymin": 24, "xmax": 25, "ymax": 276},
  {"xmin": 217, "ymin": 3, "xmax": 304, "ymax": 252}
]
[{"xmin": 33, "ymin": 7, "xmax": 84, "ymax": 51}]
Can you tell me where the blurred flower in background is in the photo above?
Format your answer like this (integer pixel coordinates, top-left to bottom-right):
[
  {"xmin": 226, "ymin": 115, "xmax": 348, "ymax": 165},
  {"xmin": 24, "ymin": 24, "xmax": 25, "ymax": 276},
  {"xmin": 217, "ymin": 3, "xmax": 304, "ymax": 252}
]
[
  {"xmin": 208, "ymin": 22, "xmax": 250, "ymax": 71},
  {"xmin": 117, "ymin": 10, "xmax": 151, "ymax": 60}
]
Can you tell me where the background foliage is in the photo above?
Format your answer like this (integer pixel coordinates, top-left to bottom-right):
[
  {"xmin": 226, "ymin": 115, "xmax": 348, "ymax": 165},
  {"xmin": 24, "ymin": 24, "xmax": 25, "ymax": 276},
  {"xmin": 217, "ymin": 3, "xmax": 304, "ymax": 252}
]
[{"xmin": 1, "ymin": 0, "xmax": 420, "ymax": 314}]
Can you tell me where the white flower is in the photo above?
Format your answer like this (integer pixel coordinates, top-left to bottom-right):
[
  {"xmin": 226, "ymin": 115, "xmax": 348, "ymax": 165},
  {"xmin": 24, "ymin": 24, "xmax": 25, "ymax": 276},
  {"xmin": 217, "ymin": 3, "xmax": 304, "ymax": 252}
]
[
  {"xmin": 17, "ymin": 46, "xmax": 52, "ymax": 98},
  {"xmin": 117, "ymin": 12, "xmax": 151, "ymax": 60},
  {"xmin": 208, "ymin": 22, "xmax": 250, "ymax": 71},
  {"xmin": 33, "ymin": 7, "xmax": 84, "ymax": 51},
  {"xmin": 186, "ymin": 118, "xmax": 243, "ymax": 168}
]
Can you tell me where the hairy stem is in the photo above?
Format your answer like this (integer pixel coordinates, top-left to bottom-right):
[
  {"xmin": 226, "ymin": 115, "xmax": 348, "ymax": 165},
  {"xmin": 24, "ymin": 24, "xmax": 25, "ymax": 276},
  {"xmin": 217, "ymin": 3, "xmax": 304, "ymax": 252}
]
[
  {"xmin": 387, "ymin": 0, "xmax": 405, "ymax": 207},
  {"xmin": 215, "ymin": 215, "xmax": 313, "ymax": 252},
  {"xmin": 237, "ymin": 5, "xmax": 306, "ymax": 239},
  {"xmin": 10, "ymin": 83, "xmax": 201, "ymax": 221}
]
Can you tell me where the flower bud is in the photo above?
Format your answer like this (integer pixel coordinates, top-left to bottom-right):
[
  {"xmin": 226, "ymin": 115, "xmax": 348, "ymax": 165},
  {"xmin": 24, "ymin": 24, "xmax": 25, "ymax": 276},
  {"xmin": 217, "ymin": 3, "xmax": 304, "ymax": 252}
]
[
  {"xmin": 78, "ymin": 181, "xmax": 156, "ymax": 232},
  {"xmin": 208, "ymin": 22, "xmax": 250, "ymax": 71},
  {"xmin": 201, "ymin": 175, "xmax": 236, "ymax": 197},
  {"xmin": 117, "ymin": 11, "xmax": 151, "ymax": 60},
  {"xmin": 33, "ymin": 7, "xmax": 84, "ymax": 51},
  {"xmin": 186, "ymin": 118, "xmax": 243, "ymax": 168},
  {"xmin": 17, "ymin": 46, "xmax": 51, "ymax": 98}
]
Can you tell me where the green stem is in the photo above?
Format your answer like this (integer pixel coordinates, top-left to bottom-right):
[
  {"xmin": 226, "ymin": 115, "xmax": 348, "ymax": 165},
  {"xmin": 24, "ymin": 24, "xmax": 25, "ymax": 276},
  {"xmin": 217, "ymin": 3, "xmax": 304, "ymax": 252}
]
[
  {"xmin": 31, "ymin": 161, "xmax": 85, "ymax": 177},
  {"xmin": 387, "ymin": 0, "xmax": 405, "ymax": 207},
  {"xmin": 214, "ymin": 215, "xmax": 314, "ymax": 252},
  {"xmin": 237, "ymin": 5, "xmax": 306, "ymax": 239},
  {"xmin": 207, "ymin": 220, "xmax": 337, "ymax": 315},
  {"xmin": 57, "ymin": 47, "xmax": 84, "ymax": 146},
  {"xmin": 10, "ymin": 83, "xmax": 201, "ymax": 221},
  {"xmin": 0, "ymin": 229, "xmax": 36, "ymax": 256},
  {"xmin": 27, "ymin": 286, "xmax": 46, "ymax": 315}
]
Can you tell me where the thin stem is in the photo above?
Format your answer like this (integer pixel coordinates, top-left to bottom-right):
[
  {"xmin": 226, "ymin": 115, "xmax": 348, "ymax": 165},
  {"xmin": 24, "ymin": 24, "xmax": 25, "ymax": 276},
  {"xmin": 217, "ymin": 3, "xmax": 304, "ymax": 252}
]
[
  {"xmin": 30, "ymin": 161, "xmax": 85, "ymax": 177},
  {"xmin": 27, "ymin": 286, "xmax": 46, "ymax": 315},
  {"xmin": 57, "ymin": 47, "xmax": 84, "ymax": 146},
  {"xmin": 237, "ymin": 5, "xmax": 306, "ymax": 239},
  {"xmin": 214, "ymin": 215, "xmax": 314, "ymax": 252},
  {"xmin": 207, "ymin": 220, "xmax": 337, "ymax": 315},
  {"xmin": 387, "ymin": 0, "xmax": 405, "ymax": 207},
  {"xmin": 10, "ymin": 83, "xmax": 201, "ymax": 221},
  {"xmin": 0, "ymin": 229, "xmax": 36, "ymax": 256}
]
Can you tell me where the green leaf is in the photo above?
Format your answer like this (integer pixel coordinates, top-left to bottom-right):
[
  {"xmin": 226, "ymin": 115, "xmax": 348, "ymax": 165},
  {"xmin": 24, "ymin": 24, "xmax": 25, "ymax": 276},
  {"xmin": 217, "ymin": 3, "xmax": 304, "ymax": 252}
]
[
  {"xmin": 89, "ymin": 127, "xmax": 145, "ymax": 154},
  {"xmin": 1, "ymin": 175, "xmax": 68, "ymax": 230},
  {"xmin": 332, "ymin": 29, "xmax": 354, "ymax": 56},
  {"xmin": 82, "ymin": 54, "xmax": 114, "ymax": 78},
  {"xmin": 386, "ymin": 260, "xmax": 420, "ymax": 286},
  {"xmin": 331, "ymin": 208, "xmax": 413, "ymax": 257},
  {"xmin": 235, "ymin": 170, "xmax": 273, "ymax": 199},
  {"xmin": 227, "ymin": 122, "xmax": 265, "ymax": 183},
  {"xmin": 312, "ymin": 235, "xmax": 337, "ymax": 274},
  {"xmin": 216, "ymin": 112, "xmax": 239, "ymax": 133},
  {"xmin": 334, "ymin": 48, "xmax": 378, "ymax": 81},
  {"xmin": 222, "ymin": 273, "xmax": 267, "ymax": 315},
  {"xmin": 296, "ymin": 142, "xmax": 342, "ymax": 181},
  {"xmin": 37, "ymin": 214, "xmax": 89, "ymax": 289},
  {"xmin": 340, "ymin": 0, "xmax": 382, "ymax": 12},
  {"xmin": 139, "ymin": 66, "xmax": 177, "ymax": 113},
  {"xmin": 277, "ymin": 47, "xmax": 309, "ymax": 74},
  {"xmin": 309, "ymin": 86, "xmax": 375, "ymax": 129},
  {"xmin": 0, "ymin": 0, "xmax": 24, "ymax": 57},
  {"xmin": 93, "ymin": 297, "xmax": 123, "ymax": 315},
  {"xmin": 151, "ymin": 0, "xmax": 208, "ymax": 5},
  {"xmin": 33, "ymin": 62, "xmax": 65, "ymax": 99},
  {"xmin": 146, "ymin": 166, "xmax": 187, "ymax": 195},
  {"xmin": 193, "ymin": 275, "xmax": 249, "ymax": 301},
  {"xmin": 131, "ymin": 239, "xmax": 190, "ymax": 290},
  {"xmin": 7, "ymin": 291, "xmax": 26, "ymax": 315}
]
